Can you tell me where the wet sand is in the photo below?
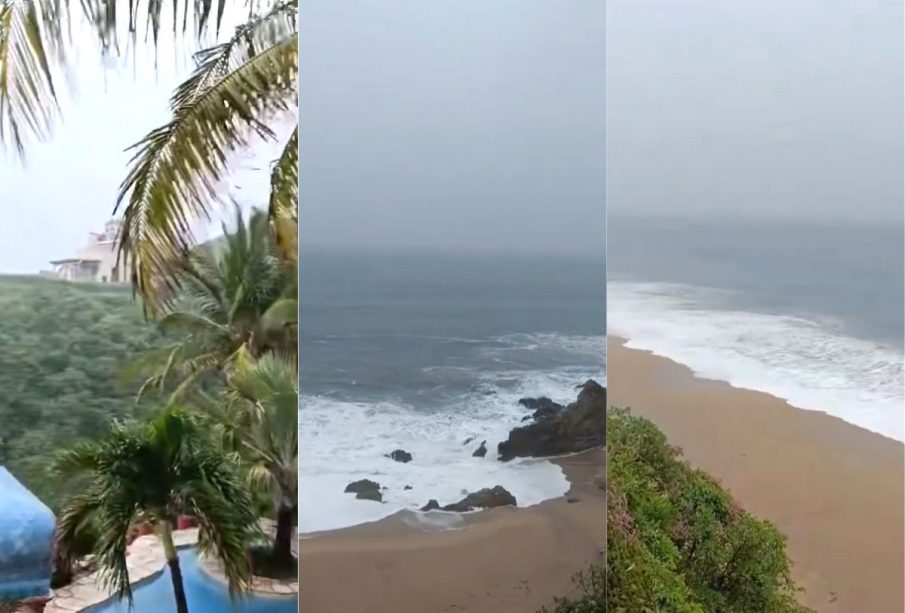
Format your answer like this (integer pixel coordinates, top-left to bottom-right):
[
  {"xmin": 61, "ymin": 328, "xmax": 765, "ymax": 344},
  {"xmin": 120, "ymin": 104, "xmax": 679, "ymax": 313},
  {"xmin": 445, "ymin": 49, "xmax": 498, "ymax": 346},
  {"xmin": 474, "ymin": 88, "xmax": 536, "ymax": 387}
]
[
  {"xmin": 298, "ymin": 448, "xmax": 605, "ymax": 613},
  {"xmin": 609, "ymin": 336, "xmax": 904, "ymax": 613}
]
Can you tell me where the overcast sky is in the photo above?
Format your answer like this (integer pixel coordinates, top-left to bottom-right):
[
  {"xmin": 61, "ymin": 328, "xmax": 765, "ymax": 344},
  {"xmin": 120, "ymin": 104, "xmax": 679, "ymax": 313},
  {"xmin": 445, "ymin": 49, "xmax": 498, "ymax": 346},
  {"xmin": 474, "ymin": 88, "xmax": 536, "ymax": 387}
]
[
  {"xmin": 608, "ymin": 0, "xmax": 904, "ymax": 223},
  {"xmin": 299, "ymin": 1, "xmax": 606, "ymax": 256},
  {"xmin": 0, "ymin": 6, "xmax": 281, "ymax": 274}
]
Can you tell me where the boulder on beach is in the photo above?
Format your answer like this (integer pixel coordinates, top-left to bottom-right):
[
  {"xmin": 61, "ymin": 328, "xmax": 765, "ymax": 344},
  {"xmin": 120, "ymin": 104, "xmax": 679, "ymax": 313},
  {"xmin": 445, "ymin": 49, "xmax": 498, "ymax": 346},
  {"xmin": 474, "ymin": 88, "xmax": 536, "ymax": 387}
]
[
  {"xmin": 498, "ymin": 379, "xmax": 606, "ymax": 462},
  {"xmin": 472, "ymin": 440, "xmax": 487, "ymax": 457},
  {"xmin": 441, "ymin": 486, "xmax": 517, "ymax": 512},
  {"xmin": 344, "ymin": 479, "xmax": 383, "ymax": 502},
  {"xmin": 420, "ymin": 499, "xmax": 440, "ymax": 511},
  {"xmin": 386, "ymin": 449, "xmax": 413, "ymax": 463}
]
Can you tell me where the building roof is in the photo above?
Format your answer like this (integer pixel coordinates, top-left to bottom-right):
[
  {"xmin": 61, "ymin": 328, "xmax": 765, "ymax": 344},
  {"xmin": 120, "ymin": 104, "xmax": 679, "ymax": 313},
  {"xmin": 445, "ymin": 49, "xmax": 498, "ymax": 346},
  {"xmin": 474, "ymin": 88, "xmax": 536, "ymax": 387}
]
[{"xmin": 49, "ymin": 258, "xmax": 101, "ymax": 265}]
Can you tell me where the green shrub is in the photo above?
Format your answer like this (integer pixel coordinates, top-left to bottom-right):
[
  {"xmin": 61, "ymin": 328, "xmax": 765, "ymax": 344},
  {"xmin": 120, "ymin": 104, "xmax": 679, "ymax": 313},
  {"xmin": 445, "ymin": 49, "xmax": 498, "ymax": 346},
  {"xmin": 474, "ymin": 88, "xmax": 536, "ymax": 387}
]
[
  {"xmin": 605, "ymin": 408, "xmax": 811, "ymax": 613},
  {"xmin": 540, "ymin": 408, "xmax": 811, "ymax": 613}
]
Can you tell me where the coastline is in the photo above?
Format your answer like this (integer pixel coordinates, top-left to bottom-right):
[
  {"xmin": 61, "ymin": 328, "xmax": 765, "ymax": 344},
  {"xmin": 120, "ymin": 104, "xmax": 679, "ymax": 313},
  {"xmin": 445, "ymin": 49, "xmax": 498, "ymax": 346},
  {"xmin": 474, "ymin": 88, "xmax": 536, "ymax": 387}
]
[
  {"xmin": 608, "ymin": 336, "xmax": 904, "ymax": 613},
  {"xmin": 297, "ymin": 447, "xmax": 605, "ymax": 613}
]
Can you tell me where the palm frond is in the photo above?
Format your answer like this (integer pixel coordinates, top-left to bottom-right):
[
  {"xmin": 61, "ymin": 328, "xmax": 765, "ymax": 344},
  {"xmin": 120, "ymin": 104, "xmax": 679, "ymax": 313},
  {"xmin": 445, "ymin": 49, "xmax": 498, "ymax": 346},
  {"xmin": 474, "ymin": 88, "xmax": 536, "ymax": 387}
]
[
  {"xmin": 0, "ymin": 0, "xmax": 58, "ymax": 156},
  {"xmin": 53, "ymin": 439, "xmax": 103, "ymax": 476},
  {"xmin": 268, "ymin": 126, "xmax": 297, "ymax": 265},
  {"xmin": 56, "ymin": 487, "xmax": 104, "ymax": 554},
  {"xmin": 115, "ymin": 29, "xmax": 298, "ymax": 310},
  {"xmin": 181, "ymin": 452, "xmax": 257, "ymax": 596},
  {"xmin": 159, "ymin": 310, "xmax": 232, "ymax": 336},
  {"xmin": 171, "ymin": 0, "xmax": 296, "ymax": 108},
  {"xmin": 91, "ymin": 491, "xmax": 139, "ymax": 603}
]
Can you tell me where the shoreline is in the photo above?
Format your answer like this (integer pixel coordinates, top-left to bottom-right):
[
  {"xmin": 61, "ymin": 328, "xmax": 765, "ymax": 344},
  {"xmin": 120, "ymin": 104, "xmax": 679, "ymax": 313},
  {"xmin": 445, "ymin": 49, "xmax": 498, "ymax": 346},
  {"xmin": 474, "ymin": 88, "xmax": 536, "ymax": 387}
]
[
  {"xmin": 298, "ymin": 447, "xmax": 605, "ymax": 613},
  {"xmin": 608, "ymin": 336, "xmax": 904, "ymax": 613}
]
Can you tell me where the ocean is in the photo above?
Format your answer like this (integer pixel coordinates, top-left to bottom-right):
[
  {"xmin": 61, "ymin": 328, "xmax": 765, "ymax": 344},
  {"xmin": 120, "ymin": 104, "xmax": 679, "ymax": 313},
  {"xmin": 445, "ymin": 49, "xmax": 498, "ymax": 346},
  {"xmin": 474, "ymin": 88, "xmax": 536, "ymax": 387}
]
[
  {"xmin": 608, "ymin": 216, "xmax": 905, "ymax": 442},
  {"xmin": 298, "ymin": 249, "xmax": 606, "ymax": 533}
]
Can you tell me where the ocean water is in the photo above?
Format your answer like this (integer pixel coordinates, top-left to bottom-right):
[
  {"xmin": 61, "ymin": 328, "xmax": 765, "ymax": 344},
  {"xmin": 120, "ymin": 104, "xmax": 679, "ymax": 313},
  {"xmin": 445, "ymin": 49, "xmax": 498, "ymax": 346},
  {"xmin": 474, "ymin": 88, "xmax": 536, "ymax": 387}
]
[
  {"xmin": 608, "ymin": 217, "xmax": 905, "ymax": 442},
  {"xmin": 298, "ymin": 249, "xmax": 606, "ymax": 533}
]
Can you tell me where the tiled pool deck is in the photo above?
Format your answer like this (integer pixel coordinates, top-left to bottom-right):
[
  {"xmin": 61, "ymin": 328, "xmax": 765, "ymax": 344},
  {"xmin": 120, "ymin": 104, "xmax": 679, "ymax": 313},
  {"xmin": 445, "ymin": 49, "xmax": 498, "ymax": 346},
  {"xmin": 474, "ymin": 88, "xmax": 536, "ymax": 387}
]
[{"xmin": 44, "ymin": 527, "xmax": 299, "ymax": 613}]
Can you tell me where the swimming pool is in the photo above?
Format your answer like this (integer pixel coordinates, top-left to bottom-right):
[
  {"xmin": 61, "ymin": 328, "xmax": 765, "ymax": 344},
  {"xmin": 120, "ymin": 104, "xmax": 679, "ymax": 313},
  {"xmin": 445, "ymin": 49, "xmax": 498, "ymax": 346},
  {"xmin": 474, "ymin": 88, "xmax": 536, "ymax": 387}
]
[{"xmin": 87, "ymin": 548, "xmax": 297, "ymax": 613}]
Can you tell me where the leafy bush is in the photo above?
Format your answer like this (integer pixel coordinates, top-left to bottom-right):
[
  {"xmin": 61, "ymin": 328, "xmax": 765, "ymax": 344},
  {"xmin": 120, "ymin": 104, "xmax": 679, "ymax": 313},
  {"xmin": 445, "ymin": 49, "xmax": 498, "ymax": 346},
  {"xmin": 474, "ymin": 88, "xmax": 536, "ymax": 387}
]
[
  {"xmin": 605, "ymin": 408, "xmax": 811, "ymax": 613},
  {"xmin": 540, "ymin": 408, "xmax": 811, "ymax": 613}
]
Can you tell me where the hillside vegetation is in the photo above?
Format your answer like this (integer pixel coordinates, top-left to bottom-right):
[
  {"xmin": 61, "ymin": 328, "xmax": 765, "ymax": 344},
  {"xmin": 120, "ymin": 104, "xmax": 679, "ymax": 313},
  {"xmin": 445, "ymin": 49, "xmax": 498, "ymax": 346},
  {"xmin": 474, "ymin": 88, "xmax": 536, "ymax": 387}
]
[
  {"xmin": 0, "ymin": 275, "xmax": 161, "ymax": 506},
  {"xmin": 542, "ymin": 408, "xmax": 810, "ymax": 613}
]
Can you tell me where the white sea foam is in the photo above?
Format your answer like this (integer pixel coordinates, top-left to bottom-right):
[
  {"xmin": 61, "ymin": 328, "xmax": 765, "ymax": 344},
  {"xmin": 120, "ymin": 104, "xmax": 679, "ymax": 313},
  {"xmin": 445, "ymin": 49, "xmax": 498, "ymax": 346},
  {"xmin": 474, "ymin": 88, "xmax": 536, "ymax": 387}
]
[
  {"xmin": 608, "ymin": 281, "xmax": 905, "ymax": 441},
  {"xmin": 298, "ymin": 366, "xmax": 601, "ymax": 534}
]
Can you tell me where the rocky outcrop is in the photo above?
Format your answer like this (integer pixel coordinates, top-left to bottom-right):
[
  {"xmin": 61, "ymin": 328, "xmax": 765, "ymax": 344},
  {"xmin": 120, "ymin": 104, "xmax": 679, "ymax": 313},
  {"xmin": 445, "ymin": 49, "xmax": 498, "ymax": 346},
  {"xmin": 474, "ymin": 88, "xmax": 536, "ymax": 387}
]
[
  {"xmin": 472, "ymin": 441, "xmax": 487, "ymax": 457},
  {"xmin": 498, "ymin": 380, "xmax": 606, "ymax": 461},
  {"xmin": 344, "ymin": 479, "xmax": 382, "ymax": 502},
  {"xmin": 518, "ymin": 396, "xmax": 565, "ymax": 421},
  {"xmin": 441, "ymin": 486, "xmax": 517, "ymax": 512},
  {"xmin": 386, "ymin": 449, "xmax": 413, "ymax": 463},
  {"xmin": 420, "ymin": 499, "xmax": 440, "ymax": 511}
]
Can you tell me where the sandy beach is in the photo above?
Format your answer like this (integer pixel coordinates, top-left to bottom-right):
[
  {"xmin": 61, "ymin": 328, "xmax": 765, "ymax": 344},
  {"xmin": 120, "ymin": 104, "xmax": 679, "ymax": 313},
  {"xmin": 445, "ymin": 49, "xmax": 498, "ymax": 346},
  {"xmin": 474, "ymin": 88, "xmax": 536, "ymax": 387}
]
[
  {"xmin": 297, "ymin": 448, "xmax": 605, "ymax": 613},
  {"xmin": 609, "ymin": 336, "xmax": 904, "ymax": 613}
]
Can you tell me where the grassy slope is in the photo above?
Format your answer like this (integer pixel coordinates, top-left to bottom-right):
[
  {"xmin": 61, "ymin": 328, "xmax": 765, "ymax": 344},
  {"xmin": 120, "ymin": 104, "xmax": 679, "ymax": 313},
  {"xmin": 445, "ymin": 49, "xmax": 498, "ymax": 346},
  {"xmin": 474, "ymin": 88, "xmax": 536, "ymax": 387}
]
[{"xmin": 0, "ymin": 275, "xmax": 160, "ymax": 507}]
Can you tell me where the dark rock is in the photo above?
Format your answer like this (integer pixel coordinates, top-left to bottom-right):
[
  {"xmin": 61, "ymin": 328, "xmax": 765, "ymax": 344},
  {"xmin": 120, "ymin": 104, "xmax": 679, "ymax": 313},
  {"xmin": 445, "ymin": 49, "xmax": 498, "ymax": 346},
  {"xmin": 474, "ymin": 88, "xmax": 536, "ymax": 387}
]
[
  {"xmin": 498, "ymin": 380, "xmax": 606, "ymax": 462},
  {"xmin": 344, "ymin": 479, "xmax": 383, "ymax": 502},
  {"xmin": 441, "ymin": 486, "xmax": 517, "ymax": 512},
  {"xmin": 472, "ymin": 440, "xmax": 487, "ymax": 457},
  {"xmin": 463, "ymin": 436, "xmax": 475, "ymax": 446},
  {"xmin": 567, "ymin": 496, "xmax": 580, "ymax": 504},
  {"xmin": 420, "ymin": 499, "xmax": 440, "ymax": 511},
  {"xmin": 404, "ymin": 485, "xmax": 413, "ymax": 490},
  {"xmin": 518, "ymin": 396, "xmax": 566, "ymax": 421},
  {"xmin": 518, "ymin": 396, "xmax": 558, "ymax": 411},
  {"xmin": 386, "ymin": 449, "xmax": 413, "ymax": 463}
]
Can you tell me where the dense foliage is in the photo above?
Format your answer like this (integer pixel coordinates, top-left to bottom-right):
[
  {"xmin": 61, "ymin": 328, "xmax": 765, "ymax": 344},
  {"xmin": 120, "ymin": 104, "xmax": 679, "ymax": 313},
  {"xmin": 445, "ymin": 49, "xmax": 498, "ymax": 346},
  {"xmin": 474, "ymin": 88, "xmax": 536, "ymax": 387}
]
[
  {"xmin": 0, "ymin": 275, "xmax": 161, "ymax": 506},
  {"xmin": 605, "ymin": 408, "xmax": 811, "ymax": 613},
  {"xmin": 540, "ymin": 409, "xmax": 811, "ymax": 613}
]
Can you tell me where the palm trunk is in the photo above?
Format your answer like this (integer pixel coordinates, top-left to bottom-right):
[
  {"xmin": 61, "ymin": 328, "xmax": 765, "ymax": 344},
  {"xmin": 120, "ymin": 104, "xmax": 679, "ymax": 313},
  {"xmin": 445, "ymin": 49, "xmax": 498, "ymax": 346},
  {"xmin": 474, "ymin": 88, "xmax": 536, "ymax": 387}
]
[
  {"xmin": 159, "ymin": 521, "xmax": 189, "ymax": 613},
  {"xmin": 272, "ymin": 503, "xmax": 294, "ymax": 567}
]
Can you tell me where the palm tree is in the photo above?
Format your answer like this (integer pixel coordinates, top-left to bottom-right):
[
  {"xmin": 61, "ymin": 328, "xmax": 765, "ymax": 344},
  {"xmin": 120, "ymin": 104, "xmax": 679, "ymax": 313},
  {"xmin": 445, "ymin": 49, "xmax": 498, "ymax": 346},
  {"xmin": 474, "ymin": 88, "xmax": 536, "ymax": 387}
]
[
  {"xmin": 54, "ymin": 407, "xmax": 259, "ymax": 613},
  {"xmin": 135, "ymin": 207, "xmax": 297, "ymax": 402},
  {"xmin": 229, "ymin": 350, "xmax": 297, "ymax": 566},
  {"xmin": 198, "ymin": 349, "xmax": 297, "ymax": 567},
  {"xmin": 0, "ymin": 0, "xmax": 299, "ymax": 307}
]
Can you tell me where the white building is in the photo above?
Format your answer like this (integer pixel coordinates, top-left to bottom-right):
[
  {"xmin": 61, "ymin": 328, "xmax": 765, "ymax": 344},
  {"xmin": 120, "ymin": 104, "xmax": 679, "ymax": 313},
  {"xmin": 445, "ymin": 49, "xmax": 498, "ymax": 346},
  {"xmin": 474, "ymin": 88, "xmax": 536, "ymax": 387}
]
[{"xmin": 50, "ymin": 219, "xmax": 129, "ymax": 283}]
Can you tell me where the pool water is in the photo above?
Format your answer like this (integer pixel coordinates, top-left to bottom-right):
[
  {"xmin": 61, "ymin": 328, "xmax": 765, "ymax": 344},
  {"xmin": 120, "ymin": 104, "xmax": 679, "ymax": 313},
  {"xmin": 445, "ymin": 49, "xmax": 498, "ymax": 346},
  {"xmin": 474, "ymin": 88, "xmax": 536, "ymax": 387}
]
[{"xmin": 88, "ymin": 549, "xmax": 297, "ymax": 613}]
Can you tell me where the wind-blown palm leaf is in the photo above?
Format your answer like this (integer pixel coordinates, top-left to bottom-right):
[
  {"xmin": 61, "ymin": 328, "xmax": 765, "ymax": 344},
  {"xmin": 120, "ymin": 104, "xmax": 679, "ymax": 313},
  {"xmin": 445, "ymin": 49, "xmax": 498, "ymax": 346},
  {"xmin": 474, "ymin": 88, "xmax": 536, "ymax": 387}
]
[
  {"xmin": 1, "ymin": 0, "xmax": 279, "ymax": 156},
  {"xmin": 223, "ymin": 350, "xmax": 296, "ymax": 562},
  {"xmin": 115, "ymin": 28, "xmax": 297, "ymax": 311},
  {"xmin": 0, "ymin": 0, "xmax": 58, "ymax": 156},
  {"xmin": 269, "ymin": 125, "xmax": 297, "ymax": 265},
  {"xmin": 131, "ymin": 208, "xmax": 295, "ymax": 403},
  {"xmin": 171, "ymin": 0, "xmax": 296, "ymax": 107}
]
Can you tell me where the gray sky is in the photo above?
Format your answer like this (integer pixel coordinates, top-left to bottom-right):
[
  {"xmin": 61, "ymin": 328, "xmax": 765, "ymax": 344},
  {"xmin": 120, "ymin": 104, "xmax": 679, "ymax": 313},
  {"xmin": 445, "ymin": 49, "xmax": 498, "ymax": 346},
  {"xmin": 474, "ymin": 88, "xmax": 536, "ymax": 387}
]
[
  {"xmin": 608, "ymin": 0, "xmax": 904, "ymax": 223},
  {"xmin": 0, "ymin": 6, "xmax": 282, "ymax": 274},
  {"xmin": 299, "ymin": 0, "xmax": 606, "ymax": 256}
]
